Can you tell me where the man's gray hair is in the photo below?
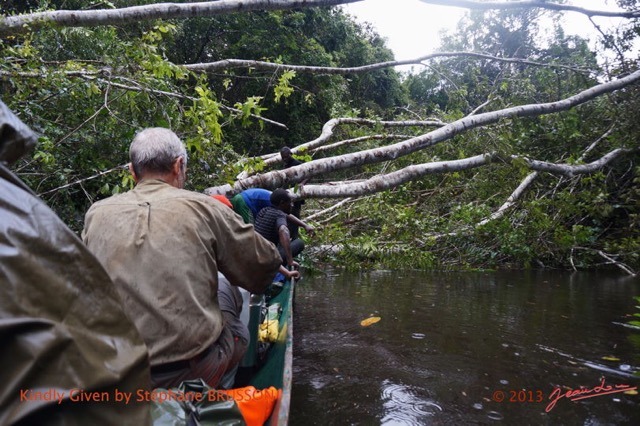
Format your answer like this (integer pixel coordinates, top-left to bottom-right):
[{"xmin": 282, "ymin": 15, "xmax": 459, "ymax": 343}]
[{"xmin": 129, "ymin": 128, "xmax": 187, "ymax": 178}]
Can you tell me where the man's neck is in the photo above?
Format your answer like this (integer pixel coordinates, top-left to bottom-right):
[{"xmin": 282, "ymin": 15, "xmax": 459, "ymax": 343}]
[{"xmin": 137, "ymin": 173, "xmax": 181, "ymax": 188}]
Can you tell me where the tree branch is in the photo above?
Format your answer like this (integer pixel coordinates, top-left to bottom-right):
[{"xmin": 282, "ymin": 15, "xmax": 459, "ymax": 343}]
[
  {"xmin": 417, "ymin": 0, "xmax": 640, "ymax": 18},
  {"xmin": 472, "ymin": 124, "xmax": 626, "ymax": 231},
  {"xmin": 572, "ymin": 247, "xmax": 637, "ymax": 276},
  {"xmin": 300, "ymin": 153, "xmax": 494, "ymax": 198},
  {"xmin": 420, "ymin": 147, "xmax": 631, "ymax": 240},
  {"xmin": 306, "ymin": 197, "xmax": 353, "ymax": 221},
  {"xmin": 297, "ymin": 147, "xmax": 631, "ymax": 199},
  {"xmin": 185, "ymin": 52, "xmax": 592, "ymax": 75},
  {"xmin": 208, "ymin": 69, "xmax": 640, "ymax": 194},
  {"xmin": 475, "ymin": 171, "xmax": 539, "ymax": 227},
  {"xmin": 37, "ymin": 163, "xmax": 129, "ymax": 196},
  {"xmin": 0, "ymin": 68, "xmax": 288, "ymax": 130},
  {"xmin": 236, "ymin": 118, "xmax": 445, "ymax": 177},
  {"xmin": 312, "ymin": 134, "xmax": 415, "ymax": 154},
  {"xmin": 0, "ymin": 0, "xmax": 365, "ymax": 35},
  {"xmin": 514, "ymin": 148, "xmax": 636, "ymax": 176},
  {"xmin": 594, "ymin": 250, "xmax": 636, "ymax": 276}
]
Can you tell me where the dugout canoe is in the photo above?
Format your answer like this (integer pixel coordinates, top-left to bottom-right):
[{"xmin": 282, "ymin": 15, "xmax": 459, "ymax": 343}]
[
  {"xmin": 244, "ymin": 277, "xmax": 295, "ymax": 426},
  {"xmin": 150, "ymin": 277, "xmax": 295, "ymax": 426}
]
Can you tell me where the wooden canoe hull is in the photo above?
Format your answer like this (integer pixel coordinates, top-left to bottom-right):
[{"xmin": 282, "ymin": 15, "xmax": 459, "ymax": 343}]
[{"xmin": 247, "ymin": 278, "xmax": 295, "ymax": 425}]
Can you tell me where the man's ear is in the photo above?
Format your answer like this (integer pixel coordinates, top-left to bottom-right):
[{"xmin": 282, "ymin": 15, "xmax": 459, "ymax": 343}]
[
  {"xmin": 128, "ymin": 163, "xmax": 140, "ymax": 183},
  {"xmin": 172, "ymin": 156, "xmax": 183, "ymax": 176}
]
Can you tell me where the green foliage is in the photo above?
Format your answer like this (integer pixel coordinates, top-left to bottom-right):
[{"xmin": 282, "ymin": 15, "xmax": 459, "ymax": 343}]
[
  {"xmin": 186, "ymin": 84, "xmax": 224, "ymax": 146},
  {"xmin": 2, "ymin": 1, "xmax": 639, "ymax": 275},
  {"xmin": 233, "ymin": 96, "xmax": 267, "ymax": 129},
  {"xmin": 273, "ymin": 70, "xmax": 296, "ymax": 104},
  {"xmin": 162, "ymin": 8, "xmax": 405, "ymax": 155},
  {"xmin": 629, "ymin": 297, "xmax": 640, "ymax": 328}
]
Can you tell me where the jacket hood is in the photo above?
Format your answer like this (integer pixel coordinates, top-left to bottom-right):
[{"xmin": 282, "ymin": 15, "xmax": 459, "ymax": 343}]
[{"xmin": 0, "ymin": 99, "xmax": 37, "ymax": 165}]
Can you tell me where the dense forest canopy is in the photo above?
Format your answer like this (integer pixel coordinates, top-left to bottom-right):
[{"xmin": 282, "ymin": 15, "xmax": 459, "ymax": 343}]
[{"xmin": 1, "ymin": 0, "xmax": 639, "ymax": 274}]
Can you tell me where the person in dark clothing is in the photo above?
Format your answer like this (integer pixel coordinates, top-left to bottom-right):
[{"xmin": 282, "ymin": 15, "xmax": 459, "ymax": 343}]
[
  {"xmin": 280, "ymin": 146, "xmax": 310, "ymax": 240},
  {"xmin": 211, "ymin": 193, "xmax": 301, "ymax": 284},
  {"xmin": 280, "ymin": 146, "xmax": 305, "ymax": 170},
  {"xmin": 230, "ymin": 188, "xmax": 315, "ymax": 242},
  {"xmin": 254, "ymin": 188, "xmax": 305, "ymax": 268}
]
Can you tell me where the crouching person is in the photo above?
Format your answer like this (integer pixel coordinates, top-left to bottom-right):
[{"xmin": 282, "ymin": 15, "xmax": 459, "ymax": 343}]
[{"xmin": 82, "ymin": 128, "xmax": 282, "ymax": 389}]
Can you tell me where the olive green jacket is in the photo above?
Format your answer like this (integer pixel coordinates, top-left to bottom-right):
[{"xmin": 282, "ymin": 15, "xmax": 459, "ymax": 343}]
[{"xmin": 82, "ymin": 179, "xmax": 281, "ymax": 366}]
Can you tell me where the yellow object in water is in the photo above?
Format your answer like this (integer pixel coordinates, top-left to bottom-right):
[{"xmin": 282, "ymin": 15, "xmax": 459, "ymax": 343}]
[
  {"xmin": 259, "ymin": 319, "xmax": 279, "ymax": 342},
  {"xmin": 360, "ymin": 316, "xmax": 381, "ymax": 327}
]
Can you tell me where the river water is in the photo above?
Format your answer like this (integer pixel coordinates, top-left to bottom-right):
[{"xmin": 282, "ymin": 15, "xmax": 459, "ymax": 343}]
[{"xmin": 289, "ymin": 269, "xmax": 640, "ymax": 425}]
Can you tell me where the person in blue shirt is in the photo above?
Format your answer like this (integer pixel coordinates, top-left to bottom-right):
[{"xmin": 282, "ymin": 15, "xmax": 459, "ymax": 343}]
[{"xmin": 231, "ymin": 188, "xmax": 272, "ymax": 224}]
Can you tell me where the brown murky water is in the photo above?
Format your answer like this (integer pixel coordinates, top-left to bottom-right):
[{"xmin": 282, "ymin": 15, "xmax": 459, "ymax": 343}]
[{"xmin": 290, "ymin": 269, "xmax": 640, "ymax": 425}]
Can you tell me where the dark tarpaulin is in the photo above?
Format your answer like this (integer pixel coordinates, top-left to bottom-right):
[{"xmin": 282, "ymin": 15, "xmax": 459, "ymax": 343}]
[{"xmin": 0, "ymin": 100, "xmax": 152, "ymax": 425}]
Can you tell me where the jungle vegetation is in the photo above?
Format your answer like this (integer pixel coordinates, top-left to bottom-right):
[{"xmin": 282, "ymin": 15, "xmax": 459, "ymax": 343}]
[{"xmin": 1, "ymin": 0, "xmax": 639, "ymax": 274}]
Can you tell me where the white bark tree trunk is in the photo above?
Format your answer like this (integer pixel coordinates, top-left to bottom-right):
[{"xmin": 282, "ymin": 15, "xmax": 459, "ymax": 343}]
[
  {"xmin": 205, "ymin": 70, "xmax": 640, "ymax": 196},
  {"xmin": 0, "ymin": 0, "xmax": 364, "ymax": 35},
  {"xmin": 3, "ymin": 0, "xmax": 635, "ymax": 36}
]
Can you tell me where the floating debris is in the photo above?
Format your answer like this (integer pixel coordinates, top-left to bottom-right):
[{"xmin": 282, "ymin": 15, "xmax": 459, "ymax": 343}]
[{"xmin": 360, "ymin": 316, "xmax": 381, "ymax": 327}]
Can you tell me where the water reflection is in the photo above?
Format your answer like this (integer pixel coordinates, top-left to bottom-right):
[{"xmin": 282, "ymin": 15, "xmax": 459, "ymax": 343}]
[
  {"xmin": 380, "ymin": 380, "xmax": 442, "ymax": 425},
  {"xmin": 291, "ymin": 270, "xmax": 640, "ymax": 425}
]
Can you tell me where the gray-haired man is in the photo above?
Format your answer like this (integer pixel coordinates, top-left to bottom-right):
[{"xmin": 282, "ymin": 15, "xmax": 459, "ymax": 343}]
[{"xmin": 82, "ymin": 127, "xmax": 281, "ymax": 389}]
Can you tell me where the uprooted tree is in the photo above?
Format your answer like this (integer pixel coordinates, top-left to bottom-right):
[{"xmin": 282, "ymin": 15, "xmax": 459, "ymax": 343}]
[{"xmin": 1, "ymin": 0, "xmax": 639, "ymax": 273}]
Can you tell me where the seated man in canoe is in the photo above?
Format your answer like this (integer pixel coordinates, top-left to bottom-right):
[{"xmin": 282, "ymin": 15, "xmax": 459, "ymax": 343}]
[
  {"xmin": 231, "ymin": 187, "xmax": 315, "ymax": 237},
  {"xmin": 82, "ymin": 127, "xmax": 282, "ymax": 390},
  {"xmin": 211, "ymin": 193, "xmax": 301, "ymax": 285},
  {"xmin": 254, "ymin": 188, "xmax": 307, "ymax": 270}
]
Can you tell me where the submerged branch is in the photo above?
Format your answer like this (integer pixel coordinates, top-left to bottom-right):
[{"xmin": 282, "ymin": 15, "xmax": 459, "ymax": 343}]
[
  {"xmin": 573, "ymin": 247, "xmax": 637, "ymax": 276},
  {"xmin": 595, "ymin": 250, "xmax": 637, "ymax": 276}
]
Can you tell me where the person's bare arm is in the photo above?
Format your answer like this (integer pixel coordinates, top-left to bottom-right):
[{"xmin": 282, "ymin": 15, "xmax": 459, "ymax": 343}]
[
  {"xmin": 278, "ymin": 225, "xmax": 297, "ymax": 267},
  {"xmin": 279, "ymin": 265, "xmax": 300, "ymax": 280},
  {"xmin": 286, "ymin": 214, "xmax": 315, "ymax": 236}
]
